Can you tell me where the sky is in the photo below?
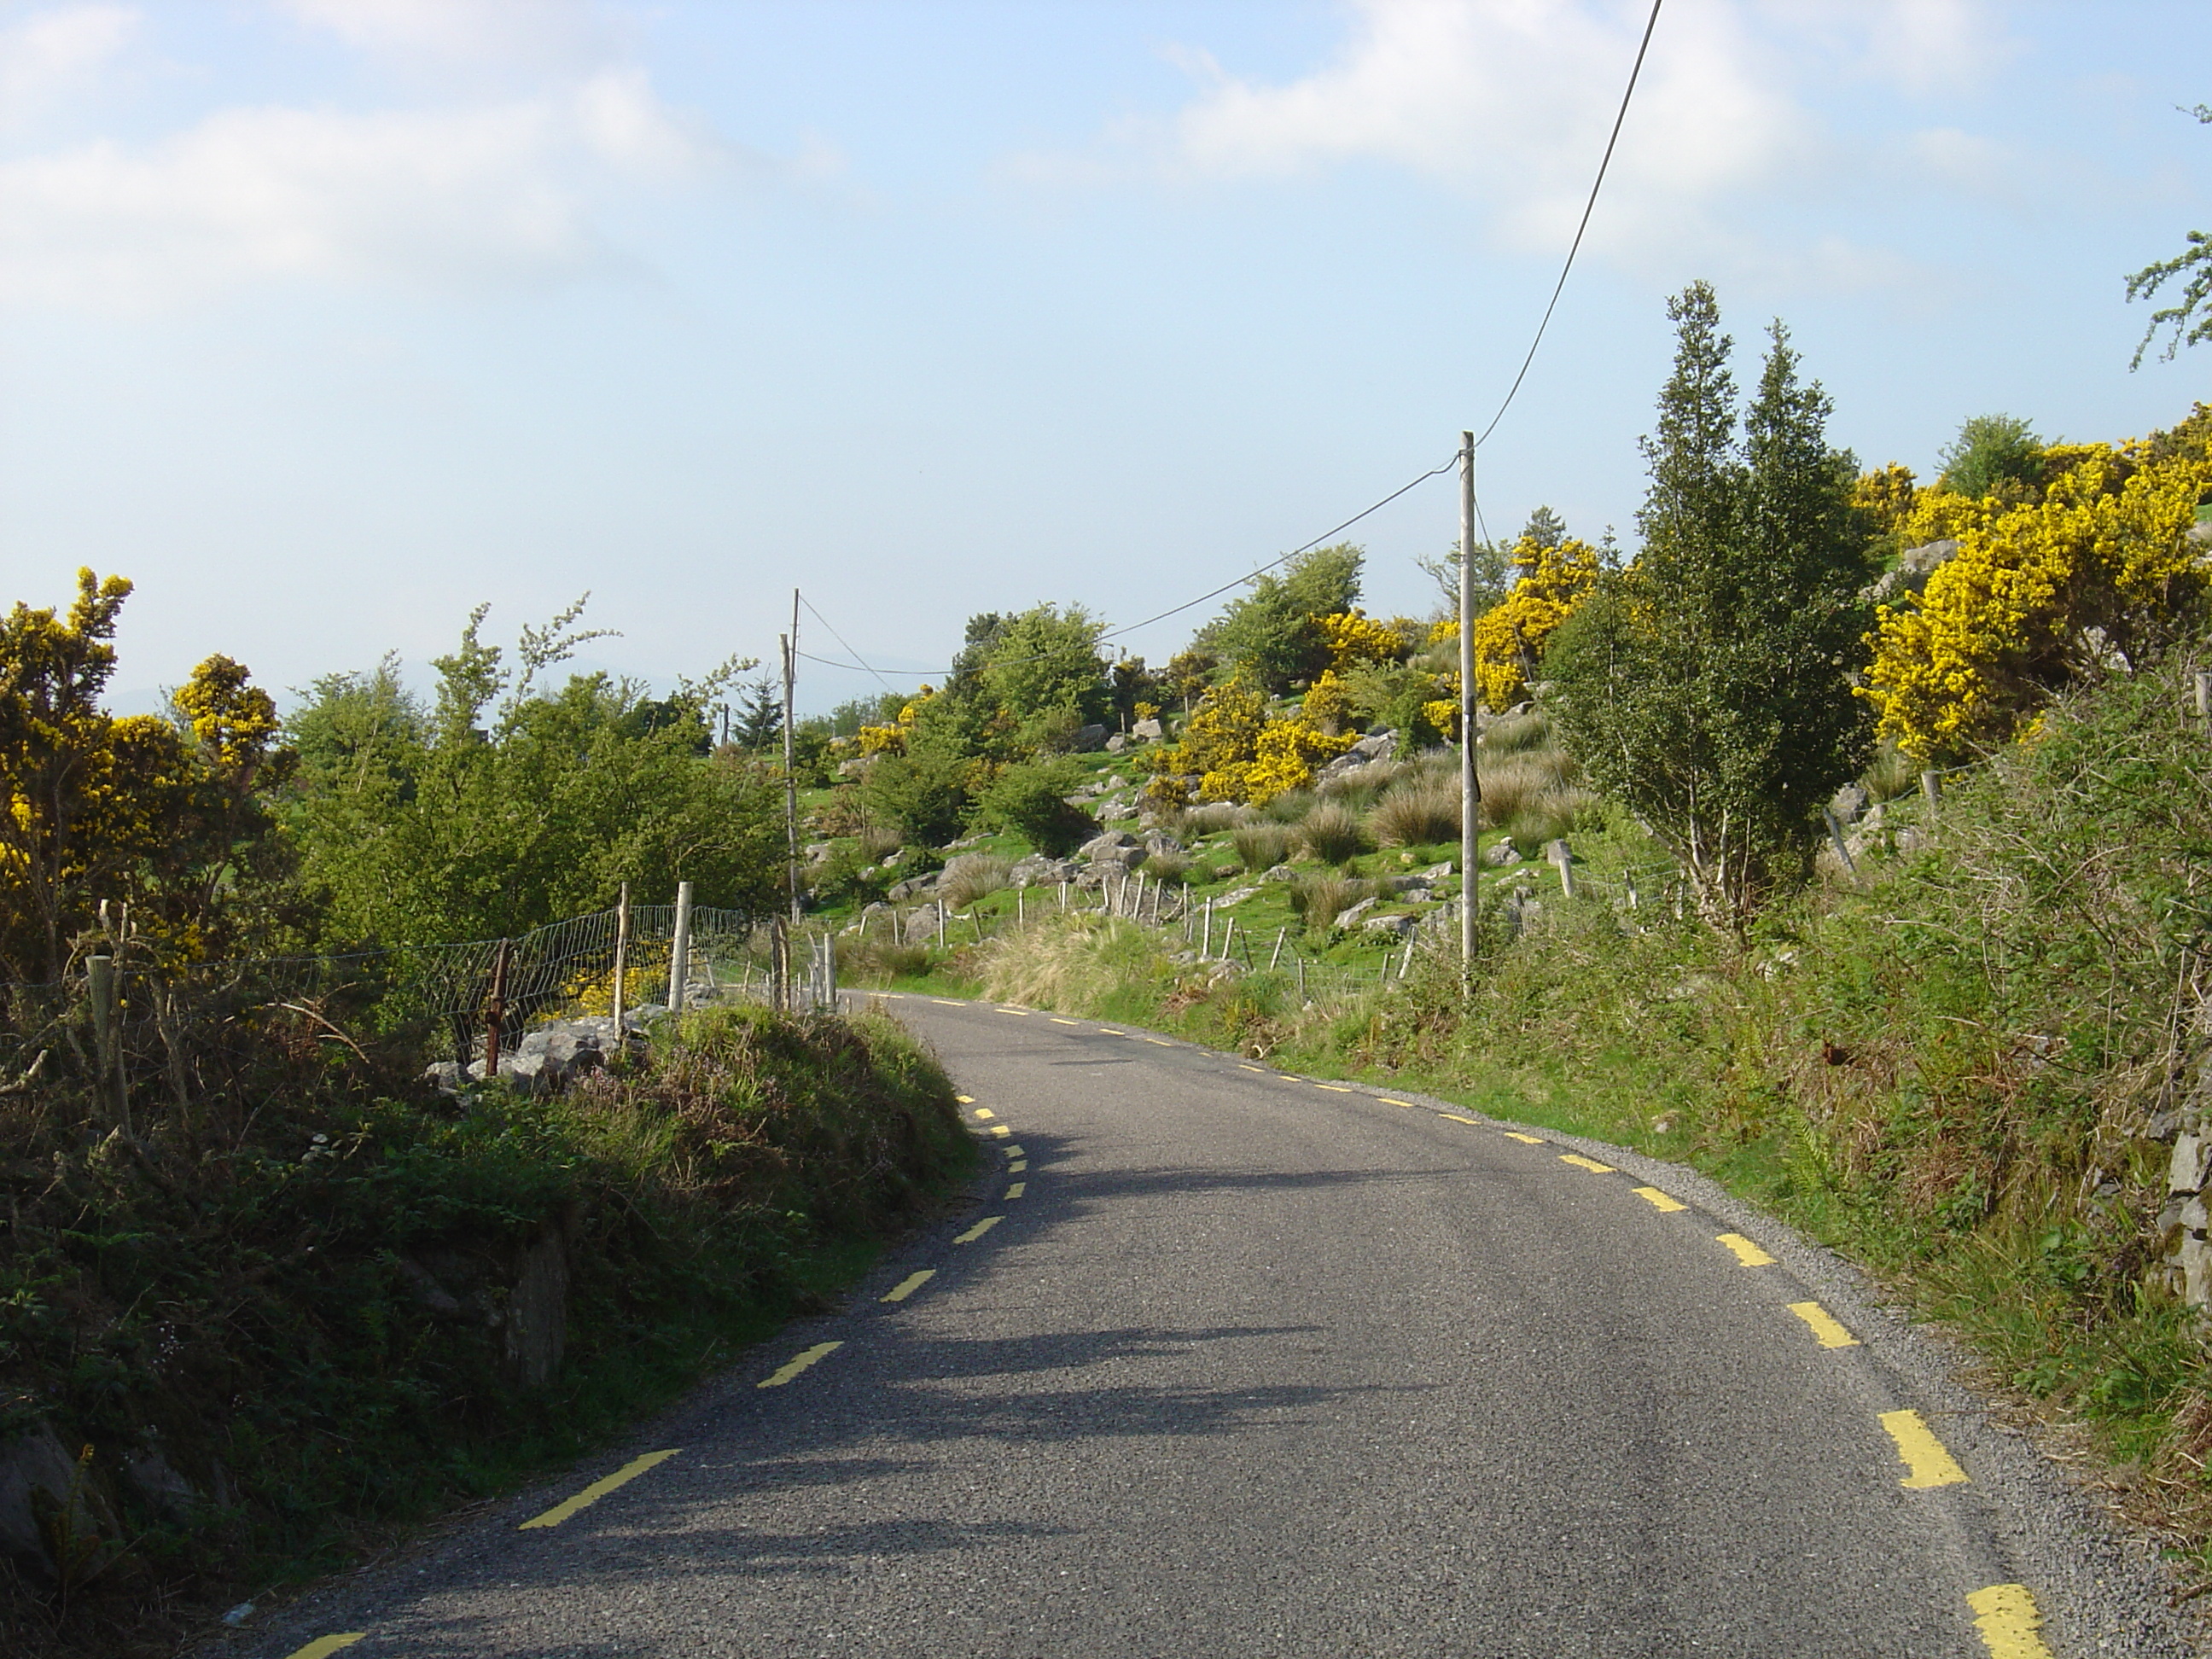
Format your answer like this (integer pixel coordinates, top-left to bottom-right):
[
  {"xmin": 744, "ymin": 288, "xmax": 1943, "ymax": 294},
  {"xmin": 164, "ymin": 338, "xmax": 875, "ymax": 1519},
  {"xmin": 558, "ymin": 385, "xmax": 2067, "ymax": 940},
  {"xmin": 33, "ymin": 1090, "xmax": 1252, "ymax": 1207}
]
[{"xmin": 2, "ymin": 0, "xmax": 2209, "ymax": 718}]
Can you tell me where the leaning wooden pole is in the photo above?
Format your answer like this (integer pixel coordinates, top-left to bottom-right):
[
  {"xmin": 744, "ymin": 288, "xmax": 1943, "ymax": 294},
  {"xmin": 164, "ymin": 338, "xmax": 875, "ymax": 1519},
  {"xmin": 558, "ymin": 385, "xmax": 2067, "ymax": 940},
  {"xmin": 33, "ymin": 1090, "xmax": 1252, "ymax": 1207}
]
[{"xmin": 1458, "ymin": 429, "xmax": 1481, "ymax": 993}]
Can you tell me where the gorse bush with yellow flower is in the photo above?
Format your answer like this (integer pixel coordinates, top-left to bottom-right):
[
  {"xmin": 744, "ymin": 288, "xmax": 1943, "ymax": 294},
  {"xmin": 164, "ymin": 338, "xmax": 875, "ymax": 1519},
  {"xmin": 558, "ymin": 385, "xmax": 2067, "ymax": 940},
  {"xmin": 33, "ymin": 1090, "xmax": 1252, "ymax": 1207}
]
[
  {"xmin": 0, "ymin": 570, "xmax": 300, "ymax": 981},
  {"xmin": 1861, "ymin": 408, "xmax": 2212, "ymax": 760}
]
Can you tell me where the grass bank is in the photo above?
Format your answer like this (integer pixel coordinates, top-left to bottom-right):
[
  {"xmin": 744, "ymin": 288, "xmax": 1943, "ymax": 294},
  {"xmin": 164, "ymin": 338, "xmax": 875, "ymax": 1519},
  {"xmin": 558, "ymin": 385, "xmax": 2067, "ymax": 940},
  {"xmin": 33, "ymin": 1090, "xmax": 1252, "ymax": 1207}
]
[
  {"xmin": 0, "ymin": 1004, "xmax": 973, "ymax": 1657},
  {"xmin": 885, "ymin": 651, "xmax": 2212, "ymax": 1581}
]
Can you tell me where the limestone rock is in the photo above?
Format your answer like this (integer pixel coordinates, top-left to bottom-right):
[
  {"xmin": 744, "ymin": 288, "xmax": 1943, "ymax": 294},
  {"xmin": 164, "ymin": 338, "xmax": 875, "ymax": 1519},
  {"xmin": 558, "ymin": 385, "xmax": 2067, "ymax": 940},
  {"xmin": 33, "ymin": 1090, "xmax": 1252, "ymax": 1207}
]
[
  {"xmin": 1072, "ymin": 724, "xmax": 1109, "ymax": 752},
  {"xmin": 1335, "ymin": 896, "xmax": 1379, "ymax": 930},
  {"xmin": 1484, "ymin": 841, "xmax": 1522, "ymax": 867},
  {"xmin": 1132, "ymin": 717, "xmax": 1164, "ymax": 741}
]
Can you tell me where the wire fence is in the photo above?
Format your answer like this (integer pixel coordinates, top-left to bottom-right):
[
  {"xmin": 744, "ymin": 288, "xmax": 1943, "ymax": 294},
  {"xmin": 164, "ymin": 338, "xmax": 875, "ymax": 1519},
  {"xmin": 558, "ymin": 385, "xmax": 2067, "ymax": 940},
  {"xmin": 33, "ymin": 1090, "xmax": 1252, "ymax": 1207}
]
[{"xmin": 0, "ymin": 898, "xmax": 772, "ymax": 1101}]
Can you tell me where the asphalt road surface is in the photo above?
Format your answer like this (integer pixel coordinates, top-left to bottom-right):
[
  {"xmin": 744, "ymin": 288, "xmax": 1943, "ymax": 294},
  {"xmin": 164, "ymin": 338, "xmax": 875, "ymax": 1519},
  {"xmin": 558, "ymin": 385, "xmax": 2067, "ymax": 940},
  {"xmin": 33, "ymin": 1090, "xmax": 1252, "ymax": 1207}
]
[{"xmin": 241, "ymin": 996, "xmax": 2195, "ymax": 1659}]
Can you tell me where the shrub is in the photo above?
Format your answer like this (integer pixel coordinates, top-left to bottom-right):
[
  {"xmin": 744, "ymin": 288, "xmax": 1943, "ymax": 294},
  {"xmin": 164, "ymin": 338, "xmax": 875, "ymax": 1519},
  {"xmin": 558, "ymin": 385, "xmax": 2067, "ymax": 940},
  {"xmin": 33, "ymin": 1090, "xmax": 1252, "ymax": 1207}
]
[
  {"xmin": 1370, "ymin": 778, "xmax": 1460, "ymax": 847},
  {"xmin": 860, "ymin": 747, "xmax": 971, "ymax": 848},
  {"xmin": 1231, "ymin": 823, "xmax": 1292, "ymax": 870},
  {"xmin": 939, "ymin": 853, "xmax": 1013, "ymax": 911},
  {"xmin": 1862, "ymin": 420, "xmax": 2212, "ymax": 760},
  {"xmin": 972, "ymin": 756, "xmax": 1096, "ymax": 856},
  {"xmin": 1297, "ymin": 801, "xmax": 1367, "ymax": 864}
]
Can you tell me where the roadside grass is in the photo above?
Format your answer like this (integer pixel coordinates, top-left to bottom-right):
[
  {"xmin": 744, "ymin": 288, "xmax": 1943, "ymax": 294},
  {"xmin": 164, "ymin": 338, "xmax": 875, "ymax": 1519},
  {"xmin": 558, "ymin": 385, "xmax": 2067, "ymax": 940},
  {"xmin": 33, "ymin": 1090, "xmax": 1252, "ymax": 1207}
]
[{"xmin": 3, "ymin": 1006, "xmax": 975, "ymax": 1659}]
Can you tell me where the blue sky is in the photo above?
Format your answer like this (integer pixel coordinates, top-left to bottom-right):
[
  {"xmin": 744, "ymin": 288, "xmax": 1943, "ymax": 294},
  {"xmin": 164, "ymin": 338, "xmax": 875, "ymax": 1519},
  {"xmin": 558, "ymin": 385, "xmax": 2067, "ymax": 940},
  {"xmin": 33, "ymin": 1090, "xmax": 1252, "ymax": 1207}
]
[{"xmin": 3, "ymin": 0, "xmax": 2209, "ymax": 716}]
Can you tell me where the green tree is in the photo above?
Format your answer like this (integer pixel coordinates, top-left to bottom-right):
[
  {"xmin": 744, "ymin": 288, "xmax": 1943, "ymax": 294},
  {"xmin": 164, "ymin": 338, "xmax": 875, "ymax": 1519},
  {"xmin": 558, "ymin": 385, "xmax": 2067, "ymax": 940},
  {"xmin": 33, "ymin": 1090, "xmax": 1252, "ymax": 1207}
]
[
  {"xmin": 973, "ymin": 757, "xmax": 1097, "ymax": 856},
  {"xmin": 977, "ymin": 603, "xmax": 1109, "ymax": 742},
  {"xmin": 2128, "ymin": 104, "xmax": 2212, "ymax": 368},
  {"xmin": 1937, "ymin": 414, "xmax": 2043, "ymax": 501},
  {"xmin": 288, "ymin": 602, "xmax": 775, "ymax": 945},
  {"xmin": 1200, "ymin": 543, "xmax": 1364, "ymax": 694},
  {"xmin": 1547, "ymin": 284, "xmax": 1875, "ymax": 934},
  {"xmin": 731, "ymin": 676, "xmax": 784, "ymax": 752}
]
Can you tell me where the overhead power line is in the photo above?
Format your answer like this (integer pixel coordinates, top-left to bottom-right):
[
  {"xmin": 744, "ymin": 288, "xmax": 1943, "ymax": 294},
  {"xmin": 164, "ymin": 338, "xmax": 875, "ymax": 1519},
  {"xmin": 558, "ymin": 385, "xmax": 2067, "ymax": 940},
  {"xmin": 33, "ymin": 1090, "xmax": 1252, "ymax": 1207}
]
[
  {"xmin": 793, "ymin": 2, "xmax": 1662, "ymax": 696},
  {"xmin": 1472, "ymin": 0, "xmax": 1662, "ymax": 451},
  {"xmin": 794, "ymin": 454, "xmax": 1461, "ymax": 686}
]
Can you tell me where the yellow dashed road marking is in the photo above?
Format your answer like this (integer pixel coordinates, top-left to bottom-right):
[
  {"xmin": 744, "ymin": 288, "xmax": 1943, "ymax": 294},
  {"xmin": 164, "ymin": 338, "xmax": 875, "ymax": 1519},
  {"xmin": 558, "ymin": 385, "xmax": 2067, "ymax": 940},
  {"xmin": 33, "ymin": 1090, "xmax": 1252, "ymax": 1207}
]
[
  {"xmin": 1008, "ymin": 1160, "xmax": 1027, "ymax": 1173},
  {"xmin": 991, "ymin": 1124, "xmax": 1011, "ymax": 1137},
  {"xmin": 933, "ymin": 998, "xmax": 963, "ymax": 1006},
  {"xmin": 1633, "ymin": 1186, "xmax": 1687, "ymax": 1212},
  {"xmin": 956, "ymin": 1093, "xmax": 975, "ymax": 1103},
  {"xmin": 1006, "ymin": 1182, "xmax": 1027, "ymax": 1199},
  {"xmin": 1437, "ymin": 1113, "xmax": 1481, "ymax": 1125},
  {"xmin": 1049, "ymin": 1016, "xmax": 1080, "ymax": 1025},
  {"xmin": 758, "ymin": 1342, "xmax": 843, "ymax": 1390},
  {"xmin": 1003, "ymin": 1144, "xmax": 1026, "ymax": 1157},
  {"xmin": 1144, "ymin": 1037, "xmax": 1174, "ymax": 1046},
  {"xmin": 1378, "ymin": 1097, "xmax": 1416, "ymax": 1108},
  {"xmin": 1787, "ymin": 1301, "xmax": 1861, "ymax": 1348},
  {"xmin": 995, "ymin": 1006, "xmax": 1031, "ymax": 1016},
  {"xmin": 1559, "ymin": 1154, "xmax": 1617, "ymax": 1173},
  {"xmin": 882, "ymin": 1271, "xmax": 935, "ymax": 1303},
  {"xmin": 1315, "ymin": 1083, "xmax": 1353, "ymax": 1093},
  {"xmin": 1880, "ymin": 1410, "xmax": 1968, "ymax": 1488},
  {"xmin": 1716, "ymin": 1233, "xmax": 1776, "ymax": 1266},
  {"xmin": 1240, "ymin": 1063, "xmax": 1267, "ymax": 1073},
  {"xmin": 1502, "ymin": 1132, "xmax": 1545, "ymax": 1144},
  {"xmin": 285, "ymin": 1639, "xmax": 366, "ymax": 1659},
  {"xmin": 1097, "ymin": 1027, "xmax": 1125, "ymax": 1035},
  {"xmin": 971, "ymin": 1108, "xmax": 994, "ymax": 1120},
  {"xmin": 1967, "ymin": 1584, "xmax": 2055, "ymax": 1658},
  {"xmin": 955, "ymin": 1215, "xmax": 1004, "ymax": 1244},
  {"xmin": 519, "ymin": 1448, "xmax": 679, "ymax": 1528}
]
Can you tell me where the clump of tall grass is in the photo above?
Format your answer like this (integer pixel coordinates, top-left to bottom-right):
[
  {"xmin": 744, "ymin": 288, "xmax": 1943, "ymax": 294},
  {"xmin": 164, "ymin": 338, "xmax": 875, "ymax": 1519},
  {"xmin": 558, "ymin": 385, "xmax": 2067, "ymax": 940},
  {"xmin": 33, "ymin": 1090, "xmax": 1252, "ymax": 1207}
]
[
  {"xmin": 1481, "ymin": 708, "xmax": 1552, "ymax": 754},
  {"xmin": 939, "ymin": 853, "xmax": 1012, "ymax": 911},
  {"xmin": 1476, "ymin": 748, "xmax": 1575, "ymax": 830},
  {"xmin": 1297, "ymin": 801, "xmax": 1368, "ymax": 864},
  {"xmin": 835, "ymin": 933, "xmax": 931, "ymax": 984},
  {"xmin": 1182, "ymin": 800, "xmax": 1244, "ymax": 834},
  {"xmin": 1231, "ymin": 822, "xmax": 1292, "ymax": 871},
  {"xmin": 859, "ymin": 825, "xmax": 904, "ymax": 863},
  {"xmin": 977, "ymin": 914, "xmax": 1175, "ymax": 1015},
  {"xmin": 1319, "ymin": 760, "xmax": 1400, "ymax": 810},
  {"xmin": 1144, "ymin": 849, "xmax": 1191, "ymax": 886},
  {"xmin": 1369, "ymin": 777, "xmax": 1460, "ymax": 847},
  {"xmin": 1259, "ymin": 789, "xmax": 1317, "ymax": 825},
  {"xmin": 1289, "ymin": 872, "xmax": 1374, "ymax": 932},
  {"xmin": 1863, "ymin": 740, "xmax": 1918, "ymax": 803}
]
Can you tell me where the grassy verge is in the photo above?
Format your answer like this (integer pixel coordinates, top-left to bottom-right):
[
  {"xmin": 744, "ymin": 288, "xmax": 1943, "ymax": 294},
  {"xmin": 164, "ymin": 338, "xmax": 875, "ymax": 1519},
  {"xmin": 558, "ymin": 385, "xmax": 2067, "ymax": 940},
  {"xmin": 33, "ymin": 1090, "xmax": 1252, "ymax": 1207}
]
[
  {"xmin": 845, "ymin": 654, "xmax": 2212, "ymax": 1585},
  {"xmin": 1, "ymin": 1004, "xmax": 974, "ymax": 1657}
]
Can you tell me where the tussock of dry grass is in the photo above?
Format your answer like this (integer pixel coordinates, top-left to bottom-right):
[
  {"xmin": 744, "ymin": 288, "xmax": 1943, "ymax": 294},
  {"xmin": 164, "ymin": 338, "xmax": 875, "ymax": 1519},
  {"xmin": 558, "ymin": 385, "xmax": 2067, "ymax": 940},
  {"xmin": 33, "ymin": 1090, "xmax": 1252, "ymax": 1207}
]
[
  {"xmin": 976, "ymin": 915, "xmax": 1174, "ymax": 1015},
  {"xmin": 939, "ymin": 853, "xmax": 1012, "ymax": 911},
  {"xmin": 1231, "ymin": 823, "xmax": 1292, "ymax": 871},
  {"xmin": 1370, "ymin": 778, "xmax": 1459, "ymax": 847},
  {"xmin": 1297, "ymin": 801, "xmax": 1368, "ymax": 864}
]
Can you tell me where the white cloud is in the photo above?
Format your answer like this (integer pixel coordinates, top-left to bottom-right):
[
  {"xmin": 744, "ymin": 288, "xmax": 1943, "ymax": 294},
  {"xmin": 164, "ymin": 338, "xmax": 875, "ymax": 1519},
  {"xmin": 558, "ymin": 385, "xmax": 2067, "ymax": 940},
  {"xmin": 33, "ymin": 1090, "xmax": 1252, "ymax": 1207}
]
[
  {"xmin": 1020, "ymin": 0, "xmax": 2017, "ymax": 270},
  {"xmin": 0, "ymin": 4, "xmax": 139, "ymax": 124},
  {"xmin": 272, "ymin": 0, "xmax": 602, "ymax": 66},
  {"xmin": 0, "ymin": 67, "xmax": 727, "ymax": 306}
]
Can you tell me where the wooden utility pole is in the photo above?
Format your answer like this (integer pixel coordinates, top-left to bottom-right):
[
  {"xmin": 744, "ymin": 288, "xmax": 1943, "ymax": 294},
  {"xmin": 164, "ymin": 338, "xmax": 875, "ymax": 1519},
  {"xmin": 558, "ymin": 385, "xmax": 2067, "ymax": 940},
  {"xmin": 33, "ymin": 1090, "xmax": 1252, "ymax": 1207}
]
[
  {"xmin": 1458, "ymin": 430, "xmax": 1481, "ymax": 991},
  {"xmin": 783, "ymin": 589, "xmax": 801, "ymax": 926}
]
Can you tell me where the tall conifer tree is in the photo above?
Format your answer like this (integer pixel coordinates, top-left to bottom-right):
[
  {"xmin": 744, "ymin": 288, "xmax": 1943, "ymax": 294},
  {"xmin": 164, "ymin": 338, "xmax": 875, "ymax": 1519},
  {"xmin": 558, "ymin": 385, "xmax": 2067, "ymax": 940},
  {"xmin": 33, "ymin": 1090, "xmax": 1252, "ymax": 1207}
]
[{"xmin": 1548, "ymin": 282, "xmax": 1875, "ymax": 932}]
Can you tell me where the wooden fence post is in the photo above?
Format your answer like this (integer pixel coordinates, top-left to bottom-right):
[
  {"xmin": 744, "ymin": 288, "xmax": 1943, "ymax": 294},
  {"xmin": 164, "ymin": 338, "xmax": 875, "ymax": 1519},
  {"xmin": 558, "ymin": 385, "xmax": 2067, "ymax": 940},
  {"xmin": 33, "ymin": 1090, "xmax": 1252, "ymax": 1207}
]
[
  {"xmin": 610, "ymin": 882, "xmax": 630, "ymax": 1039},
  {"xmin": 484, "ymin": 938, "xmax": 511, "ymax": 1080},
  {"xmin": 667, "ymin": 880, "xmax": 693, "ymax": 1014}
]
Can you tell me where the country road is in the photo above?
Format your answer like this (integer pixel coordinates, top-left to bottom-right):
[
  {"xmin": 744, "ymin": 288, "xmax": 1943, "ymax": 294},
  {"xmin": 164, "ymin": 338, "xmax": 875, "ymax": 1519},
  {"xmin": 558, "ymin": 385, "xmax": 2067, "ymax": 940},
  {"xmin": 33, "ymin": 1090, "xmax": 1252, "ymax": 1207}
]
[{"xmin": 240, "ymin": 996, "xmax": 2193, "ymax": 1659}]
